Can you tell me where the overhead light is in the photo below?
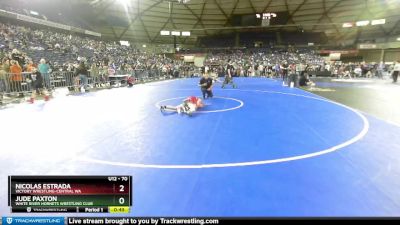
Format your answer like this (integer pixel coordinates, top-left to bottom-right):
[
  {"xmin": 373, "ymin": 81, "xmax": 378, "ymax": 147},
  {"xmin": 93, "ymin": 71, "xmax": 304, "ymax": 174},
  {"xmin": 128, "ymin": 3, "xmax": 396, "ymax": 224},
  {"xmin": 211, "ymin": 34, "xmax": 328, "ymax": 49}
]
[
  {"xmin": 171, "ymin": 31, "xmax": 181, "ymax": 36},
  {"xmin": 30, "ymin": 10, "xmax": 39, "ymax": 16},
  {"xmin": 397, "ymin": 37, "xmax": 400, "ymax": 41},
  {"xmin": 90, "ymin": 0, "xmax": 101, "ymax": 5},
  {"xmin": 342, "ymin": 23, "xmax": 353, "ymax": 28},
  {"xmin": 356, "ymin": 20, "xmax": 370, "ymax": 26},
  {"xmin": 371, "ymin": 19, "xmax": 385, "ymax": 25},
  {"xmin": 160, "ymin": 30, "xmax": 170, "ymax": 36},
  {"xmin": 117, "ymin": 0, "xmax": 129, "ymax": 5},
  {"xmin": 181, "ymin": 31, "xmax": 191, "ymax": 36},
  {"xmin": 142, "ymin": 44, "xmax": 146, "ymax": 48}
]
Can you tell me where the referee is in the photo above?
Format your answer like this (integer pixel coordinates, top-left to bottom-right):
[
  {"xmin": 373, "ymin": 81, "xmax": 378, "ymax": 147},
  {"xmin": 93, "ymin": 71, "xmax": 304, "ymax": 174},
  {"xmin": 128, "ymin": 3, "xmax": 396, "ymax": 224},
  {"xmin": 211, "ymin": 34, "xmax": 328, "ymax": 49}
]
[
  {"xmin": 222, "ymin": 60, "xmax": 237, "ymax": 88},
  {"xmin": 199, "ymin": 73, "xmax": 213, "ymax": 99}
]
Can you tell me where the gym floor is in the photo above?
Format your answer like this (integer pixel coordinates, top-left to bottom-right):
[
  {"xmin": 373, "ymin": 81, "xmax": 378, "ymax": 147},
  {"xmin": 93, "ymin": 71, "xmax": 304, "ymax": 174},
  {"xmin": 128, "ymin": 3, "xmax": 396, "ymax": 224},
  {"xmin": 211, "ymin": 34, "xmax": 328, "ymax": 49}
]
[
  {"xmin": 0, "ymin": 77, "xmax": 399, "ymax": 216},
  {"xmin": 308, "ymin": 77, "xmax": 400, "ymax": 125}
]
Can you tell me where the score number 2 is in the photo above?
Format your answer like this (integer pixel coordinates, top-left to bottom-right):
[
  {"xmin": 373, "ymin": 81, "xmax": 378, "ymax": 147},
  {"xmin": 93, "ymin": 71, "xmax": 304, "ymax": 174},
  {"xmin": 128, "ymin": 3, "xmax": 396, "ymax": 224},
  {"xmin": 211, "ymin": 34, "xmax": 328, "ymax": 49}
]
[{"xmin": 118, "ymin": 185, "xmax": 126, "ymax": 205}]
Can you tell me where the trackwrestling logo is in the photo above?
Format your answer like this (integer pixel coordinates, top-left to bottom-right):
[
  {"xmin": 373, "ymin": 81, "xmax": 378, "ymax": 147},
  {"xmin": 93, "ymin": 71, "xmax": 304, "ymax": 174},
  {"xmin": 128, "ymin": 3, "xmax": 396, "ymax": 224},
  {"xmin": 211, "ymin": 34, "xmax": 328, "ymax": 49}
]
[{"xmin": 2, "ymin": 217, "xmax": 64, "ymax": 225}]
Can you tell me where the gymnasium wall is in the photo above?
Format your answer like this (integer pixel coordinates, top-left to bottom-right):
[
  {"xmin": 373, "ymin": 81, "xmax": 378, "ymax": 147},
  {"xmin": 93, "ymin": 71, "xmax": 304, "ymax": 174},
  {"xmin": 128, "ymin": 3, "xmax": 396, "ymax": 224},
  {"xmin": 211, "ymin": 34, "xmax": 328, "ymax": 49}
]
[
  {"xmin": 384, "ymin": 49, "xmax": 400, "ymax": 62},
  {"xmin": 357, "ymin": 49, "xmax": 400, "ymax": 62}
]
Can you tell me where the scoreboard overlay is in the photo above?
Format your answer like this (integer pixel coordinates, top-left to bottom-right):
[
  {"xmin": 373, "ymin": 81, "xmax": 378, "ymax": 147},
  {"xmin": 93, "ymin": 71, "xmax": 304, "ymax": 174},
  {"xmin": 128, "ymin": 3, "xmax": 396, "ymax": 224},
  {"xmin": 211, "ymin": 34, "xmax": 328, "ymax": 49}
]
[{"xmin": 8, "ymin": 176, "xmax": 132, "ymax": 213}]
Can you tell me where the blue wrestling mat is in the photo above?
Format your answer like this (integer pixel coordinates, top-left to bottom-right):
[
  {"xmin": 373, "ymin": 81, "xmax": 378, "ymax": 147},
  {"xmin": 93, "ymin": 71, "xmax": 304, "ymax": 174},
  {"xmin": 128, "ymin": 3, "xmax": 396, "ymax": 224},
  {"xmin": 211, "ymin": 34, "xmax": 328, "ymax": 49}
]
[{"xmin": 0, "ymin": 78, "xmax": 399, "ymax": 216}]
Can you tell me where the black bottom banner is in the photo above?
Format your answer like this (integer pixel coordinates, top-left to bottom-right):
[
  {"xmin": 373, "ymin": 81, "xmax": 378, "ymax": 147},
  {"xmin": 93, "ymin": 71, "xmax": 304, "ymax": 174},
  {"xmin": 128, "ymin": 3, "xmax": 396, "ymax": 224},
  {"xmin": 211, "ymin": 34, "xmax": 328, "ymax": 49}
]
[{"xmin": 66, "ymin": 217, "xmax": 400, "ymax": 225}]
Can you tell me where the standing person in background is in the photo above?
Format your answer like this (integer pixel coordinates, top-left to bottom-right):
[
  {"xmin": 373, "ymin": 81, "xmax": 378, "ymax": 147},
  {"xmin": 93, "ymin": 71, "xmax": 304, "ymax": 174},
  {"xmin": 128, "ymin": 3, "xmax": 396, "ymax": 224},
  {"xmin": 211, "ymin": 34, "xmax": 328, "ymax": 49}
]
[
  {"xmin": 9, "ymin": 60, "xmax": 23, "ymax": 97},
  {"xmin": 258, "ymin": 63, "xmax": 264, "ymax": 77},
  {"xmin": 2, "ymin": 58, "xmax": 10, "ymax": 74},
  {"xmin": 343, "ymin": 64, "xmax": 352, "ymax": 79},
  {"xmin": 392, "ymin": 60, "xmax": 400, "ymax": 83},
  {"xmin": 0, "ymin": 59, "xmax": 8, "ymax": 104},
  {"xmin": 38, "ymin": 58, "xmax": 51, "ymax": 90},
  {"xmin": 1, "ymin": 58, "xmax": 10, "ymax": 95},
  {"xmin": 222, "ymin": 60, "xmax": 237, "ymax": 88},
  {"xmin": 354, "ymin": 65, "xmax": 362, "ymax": 78},
  {"xmin": 11, "ymin": 49, "xmax": 25, "ymax": 68},
  {"xmin": 199, "ymin": 73, "xmax": 213, "ymax": 99},
  {"xmin": 101, "ymin": 64, "xmax": 109, "ymax": 86},
  {"xmin": 27, "ymin": 67, "xmax": 49, "ymax": 103},
  {"xmin": 376, "ymin": 62, "xmax": 384, "ymax": 79},
  {"xmin": 25, "ymin": 59, "xmax": 35, "ymax": 73},
  {"xmin": 200, "ymin": 65, "xmax": 205, "ymax": 76},
  {"xmin": 75, "ymin": 59, "xmax": 90, "ymax": 92},
  {"xmin": 204, "ymin": 64, "xmax": 209, "ymax": 75},
  {"xmin": 274, "ymin": 63, "xmax": 281, "ymax": 79},
  {"xmin": 90, "ymin": 63, "xmax": 100, "ymax": 88},
  {"xmin": 281, "ymin": 62, "xmax": 289, "ymax": 86},
  {"xmin": 288, "ymin": 64, "xmax": 298, "ymax": 88}
]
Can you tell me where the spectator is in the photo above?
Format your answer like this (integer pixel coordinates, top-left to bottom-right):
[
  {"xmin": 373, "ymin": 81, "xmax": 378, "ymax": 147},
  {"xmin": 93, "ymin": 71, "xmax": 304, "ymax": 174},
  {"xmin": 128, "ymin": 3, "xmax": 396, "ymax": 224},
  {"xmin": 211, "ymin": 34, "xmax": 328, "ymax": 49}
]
[
  {"xmin": 9, "ymin": 60, "xmax": 23, "ymax": 96},
  {"xmin": 354, "ymin": 66, "xmax": 362, "ymax": 77},
  {"xmin": 376, "ymin": 62, "xmax": 384, "ymax": 79},
  {"xmin": 0, "ymin": 59, "xmax": 8, "ymax": 103},
  {"xmin": 90, "ymin": 63, "xmax": 100, "ymax": 87},
  {"xmin": 2, "ymin": 58, "xmax": 10, "ymax": 73},
  {"xmin": 392, "ymin": 61, "xmax": 400, "ymax": 83},
  {"xmin": 27, "ymin": 67, "xmax": 49, "ymax": 103},
  {"xmin": 38, "ymin": 58, "xmax": 51, "ymax": 89},
  {"xmin": 11, "ymin": 49, "xmax": 24, "ymax": 67},
  {"xmin": 25, "ymin": 59, "xmax": 35, "ymax": 72},
  {"xmin": 75, "ymin": 60, "xmax": 89, "ymax": 92}
]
